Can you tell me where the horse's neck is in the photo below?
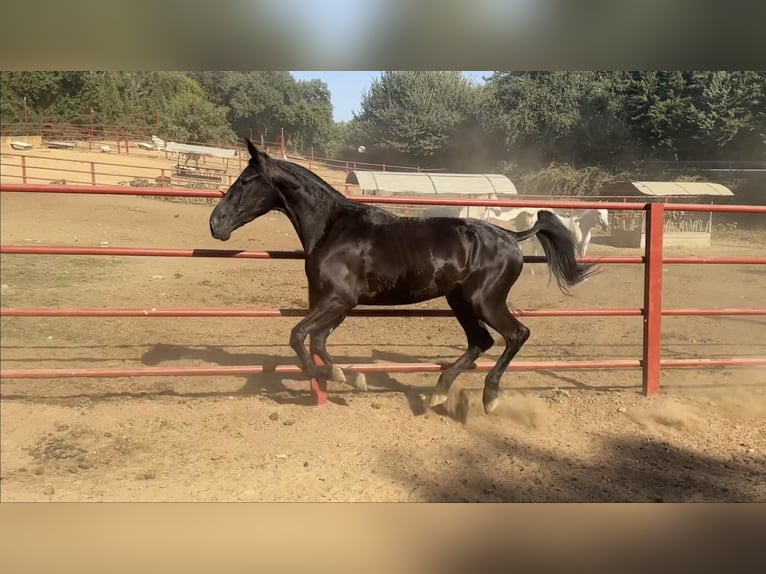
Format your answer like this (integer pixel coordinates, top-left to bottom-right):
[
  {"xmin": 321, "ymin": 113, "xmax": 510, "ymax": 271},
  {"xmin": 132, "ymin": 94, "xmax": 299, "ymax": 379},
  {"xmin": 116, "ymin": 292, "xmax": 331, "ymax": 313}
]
[
  {"xmin": 275, "ymin": 179, "xmax": 353, "ymax": 253},
  {"xmin": 487, "ymin": 206, "xmax": 511, "ymax": 221},
  {"xmin": 556, "ymin": 214, "xmax": 583, "ymax": 240}
]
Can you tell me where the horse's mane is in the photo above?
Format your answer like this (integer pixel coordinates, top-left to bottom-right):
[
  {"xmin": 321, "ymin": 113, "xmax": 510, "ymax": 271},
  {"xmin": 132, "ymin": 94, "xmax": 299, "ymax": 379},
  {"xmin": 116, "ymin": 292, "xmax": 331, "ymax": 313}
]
[{"xmin": 268, "ymin": 156, "xmax": 353, "ymax": 203}]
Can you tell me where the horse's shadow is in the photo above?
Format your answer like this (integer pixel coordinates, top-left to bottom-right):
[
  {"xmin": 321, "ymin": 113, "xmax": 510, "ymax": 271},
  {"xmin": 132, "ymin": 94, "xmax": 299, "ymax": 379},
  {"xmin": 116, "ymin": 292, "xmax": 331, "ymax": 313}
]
[{"xmin": 139, "ymin": 343, "xmax": 440, "ymax": 415}]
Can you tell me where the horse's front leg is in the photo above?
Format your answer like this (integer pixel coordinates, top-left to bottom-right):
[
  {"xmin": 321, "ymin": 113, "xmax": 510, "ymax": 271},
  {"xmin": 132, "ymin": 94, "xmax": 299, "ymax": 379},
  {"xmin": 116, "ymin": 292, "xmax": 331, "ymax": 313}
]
[
  {"xmin": 580, "ymin": 230, "xmax": 592, "ymax": 258},
  {"xmin": 306, "ymin": 288, "xmax": 366, "ymax": 390},
  {"xmin": 290, "ymin": 295, "xmax": 352, "ymax": 384},
  {"xmin": 309, "ymin": 326, "xmax": 367, "ymax": 391},
  {"xmin": 575, "ymin": 231, "xmax": 594, "ymax": 283}
]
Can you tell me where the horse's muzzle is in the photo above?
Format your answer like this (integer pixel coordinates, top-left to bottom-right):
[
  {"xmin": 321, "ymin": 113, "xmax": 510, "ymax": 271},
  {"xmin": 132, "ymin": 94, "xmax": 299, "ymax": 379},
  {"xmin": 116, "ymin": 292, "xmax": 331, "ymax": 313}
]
[{"xmin": 209, "ymin": 217, "xmax": 231, "ymax": 241}]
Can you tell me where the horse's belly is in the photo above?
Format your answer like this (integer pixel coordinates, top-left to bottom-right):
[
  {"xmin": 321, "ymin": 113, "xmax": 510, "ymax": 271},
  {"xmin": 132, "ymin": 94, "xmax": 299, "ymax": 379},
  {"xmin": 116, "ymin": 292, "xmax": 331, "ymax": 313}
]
[
  {"xmin": 357, "ymin": 269, "xmax": 449, "ymax": 306},
  {"xmin": 358, "ymin": 287, "xmax": 441, "ymax": 306}
]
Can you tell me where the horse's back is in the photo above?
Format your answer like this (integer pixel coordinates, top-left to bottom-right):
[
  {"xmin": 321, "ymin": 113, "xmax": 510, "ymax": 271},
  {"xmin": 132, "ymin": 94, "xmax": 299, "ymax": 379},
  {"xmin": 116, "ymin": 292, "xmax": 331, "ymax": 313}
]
[{"xmin": 315, "ymin": 214, "xmax": 519, "ymax": 305}]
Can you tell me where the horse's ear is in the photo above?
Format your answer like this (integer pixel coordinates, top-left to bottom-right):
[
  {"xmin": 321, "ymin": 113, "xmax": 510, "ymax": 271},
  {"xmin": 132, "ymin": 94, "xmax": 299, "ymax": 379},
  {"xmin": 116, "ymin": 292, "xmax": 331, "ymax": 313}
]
[
  {"xmin": 245, "ymin": 137, "xmax": 271, "ymax": 169},
  {"xmin": 245, "ymin": 138, "xmax": 258, "ymax": 159}
]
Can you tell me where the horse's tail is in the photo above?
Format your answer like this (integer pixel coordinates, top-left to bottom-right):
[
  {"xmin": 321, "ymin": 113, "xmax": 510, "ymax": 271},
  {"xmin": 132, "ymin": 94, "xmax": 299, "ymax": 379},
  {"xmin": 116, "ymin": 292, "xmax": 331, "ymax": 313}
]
[{"xmin": 511, "ymin": 210, "xmax": 600, "ymax": 293}]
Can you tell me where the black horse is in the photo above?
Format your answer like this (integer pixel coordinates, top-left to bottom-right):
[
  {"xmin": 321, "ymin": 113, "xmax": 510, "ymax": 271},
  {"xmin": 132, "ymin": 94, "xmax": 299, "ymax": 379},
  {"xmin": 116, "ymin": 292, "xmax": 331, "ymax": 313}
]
[{"xmin": 209, "ymin": 140, "xmax": 598, "ymax": 414}]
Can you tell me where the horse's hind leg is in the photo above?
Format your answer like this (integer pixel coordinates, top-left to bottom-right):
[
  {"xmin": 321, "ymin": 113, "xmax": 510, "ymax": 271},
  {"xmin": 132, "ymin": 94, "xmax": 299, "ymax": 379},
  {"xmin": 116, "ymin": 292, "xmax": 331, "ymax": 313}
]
[
  {"xmin": 427, "ymin": 290, "xmax": 495, "ymax": 408},
  {"xmin": 474, "ymin": 302, "xmax": 530, "ymax": 414}
]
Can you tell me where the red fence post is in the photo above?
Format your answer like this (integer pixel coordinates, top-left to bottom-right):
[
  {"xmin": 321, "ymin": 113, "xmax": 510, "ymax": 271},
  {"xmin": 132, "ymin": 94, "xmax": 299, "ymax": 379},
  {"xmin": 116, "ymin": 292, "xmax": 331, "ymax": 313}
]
[
  {"xmin": 642, "ymin": 202, "xmax": 665, "ymax": 396},
  {"xmin": 310, "ymin": 354, "xmax": 329, "ymax": 406}
]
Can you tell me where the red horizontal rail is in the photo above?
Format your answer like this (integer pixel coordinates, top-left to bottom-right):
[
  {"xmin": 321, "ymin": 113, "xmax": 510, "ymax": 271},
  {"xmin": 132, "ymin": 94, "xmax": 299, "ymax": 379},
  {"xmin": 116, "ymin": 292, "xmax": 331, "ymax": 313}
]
[
  {"xmin": 3, "ymin": 357, "xmax": 764, "ymax": 381},
  {"xmin": 3, "ymin": 163, "xmax": 164, "ymax": 179},
  {"xmin": 4, "ymin": 245, "xmax": 766, "ymax": 267},
  {"xmin": 367, "ymin": 197, "xmax": 766, "ymax": 213},
  {"xmin": 0, "ymin": 245, "xmax": 639, "ymax": 264},
  {"xmin": 0, "ymin": 307, "xmax": 645, "ymax": 318},
  {"xmin": 661, "ymin": 257, "xmax": 766, "ymax": 265},
  {"xmin": 0, "ymin": 183, "xmax": 221, "ymax": 198},
  {"xmin": 3, "ymin": 307, "xmax": 764, "ymax": 319},
  {"xmin": 0, "ymin": 245, "xmax": 305, "ymax": 259},
  {"xmin": 660, "ymin": 358, "xmax": 766, "ymax": 368},
  {"xmin": 0, "ymin": 359, "xmax": 643, "ymax": 380},
  {"xmin": 4, "ymin": 183, "xmax": 766, "ymax": 213},
  {"xmin": 2, "ymin": 154, "xmax": 229, "ymax": 172},
  {"xmin": 661, "ymin": 309, "xmax": 766, "ymax": 316}
]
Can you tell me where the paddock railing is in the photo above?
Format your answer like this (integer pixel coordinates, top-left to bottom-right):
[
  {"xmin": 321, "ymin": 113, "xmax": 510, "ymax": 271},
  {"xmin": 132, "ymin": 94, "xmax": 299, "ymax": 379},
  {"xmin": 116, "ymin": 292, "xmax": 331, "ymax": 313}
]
[
  {"xmin": 1, "ymin": 182, "xmax": 765, "ymax": 405},
  {"xmin": 0, "ymin": 151, "xmax": 443, "ymax": 195}
]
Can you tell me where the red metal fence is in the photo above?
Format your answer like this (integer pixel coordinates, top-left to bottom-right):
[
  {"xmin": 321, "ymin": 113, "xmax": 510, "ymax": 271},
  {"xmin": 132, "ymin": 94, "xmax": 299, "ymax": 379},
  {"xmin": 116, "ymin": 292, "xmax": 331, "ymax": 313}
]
[
  {"xmin": 2, "ymin": 122, "xmax": 436, "ymax": 175},
  {"xmin": 1, "ymin": 183, "xmax": 765, "ymax": 405},
  {"xmin": 0, "ymin": 152, "xmax": 409, "ymax": 194}
]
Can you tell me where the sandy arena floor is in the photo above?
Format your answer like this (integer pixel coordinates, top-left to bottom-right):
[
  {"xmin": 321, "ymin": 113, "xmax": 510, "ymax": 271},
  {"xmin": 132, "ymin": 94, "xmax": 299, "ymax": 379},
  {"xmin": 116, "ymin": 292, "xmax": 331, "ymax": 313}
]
[{"xmin": 1, "ymin": 162, "xmax": 765, "ymax": 502}]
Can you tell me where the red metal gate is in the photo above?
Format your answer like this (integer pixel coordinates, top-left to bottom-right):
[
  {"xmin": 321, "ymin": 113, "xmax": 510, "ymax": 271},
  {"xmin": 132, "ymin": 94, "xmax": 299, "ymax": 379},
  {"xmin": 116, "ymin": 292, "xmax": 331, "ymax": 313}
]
[{"xmin": 2, "ymin": 183, "xmax": 765, "ymax": 404}]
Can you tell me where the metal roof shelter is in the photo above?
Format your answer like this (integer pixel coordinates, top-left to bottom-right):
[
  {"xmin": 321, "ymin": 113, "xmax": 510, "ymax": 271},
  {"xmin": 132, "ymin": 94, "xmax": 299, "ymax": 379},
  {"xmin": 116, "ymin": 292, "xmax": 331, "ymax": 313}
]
[
  {"xmin": 601, "ymin": 180, "xmax": 735, "ymax": 197},
  {"xmin": 164, "ymin": 142, "xmax": 237, "ymax": 159},
  {"xmin": 346, "ymin": 171, "xmax": 518, "ymax": 197},
  {"xmin": 165, "ymin": 142, "xmax": 236, "ymax": 189}
]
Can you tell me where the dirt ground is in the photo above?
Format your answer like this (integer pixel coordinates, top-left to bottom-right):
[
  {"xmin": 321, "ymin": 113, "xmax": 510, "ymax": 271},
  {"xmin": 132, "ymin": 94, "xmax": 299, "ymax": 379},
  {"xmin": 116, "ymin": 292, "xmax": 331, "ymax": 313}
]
[{"xmin": 1, "ymin": 178, "xmax": 766, "ymax": 501}]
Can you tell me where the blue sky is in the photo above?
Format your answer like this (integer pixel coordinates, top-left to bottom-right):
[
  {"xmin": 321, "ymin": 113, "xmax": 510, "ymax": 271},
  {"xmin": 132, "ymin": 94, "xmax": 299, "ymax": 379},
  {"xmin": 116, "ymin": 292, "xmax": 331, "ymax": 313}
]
[{"xmin": 290, "ymin": 71, "xmax": 494, "ymax": 123}]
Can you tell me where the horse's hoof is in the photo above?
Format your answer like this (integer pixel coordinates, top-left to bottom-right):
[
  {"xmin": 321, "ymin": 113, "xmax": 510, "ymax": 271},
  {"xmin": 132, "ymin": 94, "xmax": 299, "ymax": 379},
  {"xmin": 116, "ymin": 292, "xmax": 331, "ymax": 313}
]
[
  {"xmin": 483, "ymin": 397, "xmax": 500, "ymax": 415},
  {"xmin": 484, "ymin": 397, "xmax": 500, "ymax": 415},
  {"xmin": 347, "ymin": 371, "xmax": 367, "ymax": 392},
  {"xmin": 328, "ymin": 365, "xmax": 346, "ymax": 383},
  {"xmin": 428, "ymin": 393, "xmax": 449, "ymax": 408}
]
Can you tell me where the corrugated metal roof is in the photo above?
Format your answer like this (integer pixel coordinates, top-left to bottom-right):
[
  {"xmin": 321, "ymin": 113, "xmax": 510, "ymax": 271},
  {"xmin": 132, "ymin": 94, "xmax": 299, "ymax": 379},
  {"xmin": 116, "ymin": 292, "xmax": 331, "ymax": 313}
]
[
  {"xmin": 608, "ymin": 181, "xmax": 735, "ymax": 197},
  {"xmin": 165, "ymin": 142, "xmax": 236, "ymax": 159},
  {"xmin": 347, "ymin": 171, "xmax": 518, "ymax": 196}
]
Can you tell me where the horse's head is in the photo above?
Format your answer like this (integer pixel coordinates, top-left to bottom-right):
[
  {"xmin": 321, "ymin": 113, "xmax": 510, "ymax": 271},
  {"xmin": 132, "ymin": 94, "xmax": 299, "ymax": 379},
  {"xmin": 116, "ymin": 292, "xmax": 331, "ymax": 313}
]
[
  {"xmin": 209, "ymin": 138, "xmax": 280, "ymax": 241},
  {"xmin": 596, "ymin": 208, "xmax": 609, "ymax": 231}
]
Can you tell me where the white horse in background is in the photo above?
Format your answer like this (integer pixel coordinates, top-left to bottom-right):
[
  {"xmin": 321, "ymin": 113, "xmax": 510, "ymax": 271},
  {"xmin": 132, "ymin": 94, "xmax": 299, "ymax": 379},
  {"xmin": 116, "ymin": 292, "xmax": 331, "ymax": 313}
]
[
  {"xmin": 509, "ymin": 208, "xmax": 609, "ymax": 258},
  {"xmin": 422, "ymin": 203, "xmax": 609, "ymax": 276}
]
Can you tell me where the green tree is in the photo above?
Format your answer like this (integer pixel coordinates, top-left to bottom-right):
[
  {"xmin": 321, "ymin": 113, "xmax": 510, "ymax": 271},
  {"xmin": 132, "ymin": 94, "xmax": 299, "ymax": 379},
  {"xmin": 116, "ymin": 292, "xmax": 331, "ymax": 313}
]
[
  {"xmin": 696, "ymin": 71, "xmax": 766, "ymax": 158},
  {"xmin": 283, "ymin": 78, "xmax": 334, "ymax": 152},
  {"xmin": 192, "ymin": 71, "xmax": 335, "ymax": 151},
  {"xmin": 618, "ymin": 71, "xmax": 711, "ymax": 160},
  {"xmin": 350, "ymin": 71, "xmax": 481, "ymax": 165},
  {"xmin": 0, "ymin": 71, "xmax": 87, "ymax": 125},
  {"xmin": 162, "ymin": 90, "xmax": 235, "ymax": 145},
  {"xmin": 482, "ymin": 71, "xmax": 635, "ymax": 168}
]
